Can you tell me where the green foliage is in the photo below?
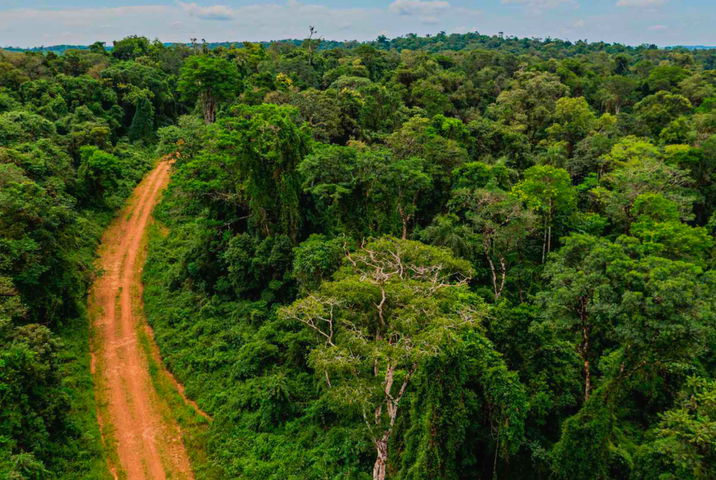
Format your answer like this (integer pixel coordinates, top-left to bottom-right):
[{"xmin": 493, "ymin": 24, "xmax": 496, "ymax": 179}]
[
  {"xmin": 156, "ymin": 115, "xmax": 208, "ymax": 158},
  {"xmin": 592, "ymin": 150, "xmax": 695, "ymax": 230},
  {"xmin": 217, "ymin": 104, "xmax": 311, "ymax": 239},
  {"xmin": 77, "ymin": 146, "xmax": 122, "ymax": 203},
  {"xmin": 547, "ymin": 96, "xmax": 597, "ymax": 153},
  {"xmin": 292, "ymin": 234, "xmax": 347, "ymax": 293},
  {"xmin": 128, "ymin": 95, "xmax": 155, "ymax": 142},
  {"xmin": 396, "ymin": 332, "xmax": 527, "ymax": 480},
  {"xmin": 111, "ymin": 35, "xmax": 150, "ymax": 61},
  {"xmin": 514, "ymin": 165, "xmax": 576, "ymax": 261},
  {"xmin": 514, "ymin": 165, "xmax": 576, "ymax": 217},
  {"xmin": 178, "ymin": 55, "xmax": 241, "ymax": 123},
  {"xmin": 491, "ymin": 71, "xmax": 569, "ymax": 141},
  {"xmin": 0, "ymin": 319, "xmax": 67, "ymax": 468},
  {"xmin": 634, "ymin": 91, "xmax": 693, "ymax": 136},
  {"xmin": 633, "ymin": 377, "xmax": 716, "ymax": 480},
  {"xmin": 550, "ymin": 401, "xmax": 617, "ymax": 480},
  {"xmin": 299, "ymin": 143, "xmax": 434, "ymax": 237},
  {"xmin": 647, "ymin": 65, "xmax": 689, "ymax": 93},
  {"xmin": 0, "ymin": 110, "xmax": 55, "ymax": 145}
]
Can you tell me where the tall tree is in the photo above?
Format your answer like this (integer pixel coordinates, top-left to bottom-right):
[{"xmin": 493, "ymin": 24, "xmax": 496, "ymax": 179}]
[
  {"xmin": 217, "ymin": 104, "xmax": 311, "ymax": 239},
  {"xmin": 513, "ymin": 165, "xmax": 576, "ymax": 262},
  {"xmin": 280, "ymin": 238, "xmax": 484, "ymax": 480},
  {"xmin": 540, "ymin": 234, "xmax": 623, "ymax": 402},
  {"xmin": 178, "ymin": 55, "xmax": 240, "ymax": 123},
  {"xmin": 449, "ymin": 188, "xmax": 536, "ymax": 300}
]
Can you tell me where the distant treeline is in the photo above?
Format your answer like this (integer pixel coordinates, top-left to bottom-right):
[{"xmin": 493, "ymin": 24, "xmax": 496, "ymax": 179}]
[{"xmin": 4, "ymin": 30, "xmax": 716, "ymax": 57}]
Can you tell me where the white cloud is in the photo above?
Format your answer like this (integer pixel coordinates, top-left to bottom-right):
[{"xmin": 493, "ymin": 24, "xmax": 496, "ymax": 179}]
[
  {"xmin": 388, "ymin": 0, "xmax": 452, "ymax": 25},
  {"xmin": 573, "ymin": 19, "xmax": 585, "ymax": 28},
  {"xmin": 0, "ymin": 5, "xmax": 169, "ymax": 34},
  {"xmin": 501, "ymin": 0, "xmax": 575, "ymax": 11},
  {"xmin": 648, "ymin": 24, "xmax": 668, "ymax": 30},
  {"xmin": 616, "ymin": 0, "xmax": 668, "ymax": 7},
  {"xmin": 179, "ymin": 2, "xmax": 234, "ymax": 21},
  {"xmin": 388, "ymin": 0, "xmax": 450, "ymax": 16}
]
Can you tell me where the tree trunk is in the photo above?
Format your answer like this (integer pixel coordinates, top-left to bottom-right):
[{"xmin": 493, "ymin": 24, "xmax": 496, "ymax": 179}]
[
  {"xmin": 577, "ymin": 297, "xmax": 592, "ymax": 403},
  {"xmin": 485, "ymin": 253, "xmax": 507, "ymax": 301},
  {"xmin": 398, "ymin": 207, "xmax": 413, "ymax": 240},
  {"xmin": 373, "ymin": 436, "xmax": 389, "ymax": 480},
  {"xmin": 369, "ymin": 363, "xmax": 414, "ymax": 480},
  {"xmin": 486, "ymin": 247, "xmax": 499, "ymax": 300},
  {"xmin": 546, "ymin": 202, "xmax": 554, "ymax": 259},
  {"xmin": 584, "ymin": 357, "xmax": 591, "ymax": 402},
  {"xmin": 201, "ymin": 92, "xmax": 217, "ymax": 124},
  {"xmin": 541, "ymin": 218, "xmax": 548, "ymax": 264},
  {"xmin": 398, "ymin": 207, "xmax": 410, "ymax": 240},
  {"xmin": 542, "ymin": 208, "xmax": 553, "ymax": 264},
  {"xmin": 497, "ymin": 256, "xmax": 506, "ymax": 300},
  {"xmin": 582, "ymin": 324, "xmax": 591, "ymax": 402}
]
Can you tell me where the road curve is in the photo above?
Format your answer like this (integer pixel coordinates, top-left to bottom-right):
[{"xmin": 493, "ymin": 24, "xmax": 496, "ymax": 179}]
[{"xmin": 89, "ymin": 159, "xmax": 194, "ymax": 480}]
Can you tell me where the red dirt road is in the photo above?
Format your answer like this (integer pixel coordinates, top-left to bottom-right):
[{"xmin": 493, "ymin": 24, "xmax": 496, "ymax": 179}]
[{"xmin": 89, "ymin": 159, "xmax": 194, "ymax": 480}]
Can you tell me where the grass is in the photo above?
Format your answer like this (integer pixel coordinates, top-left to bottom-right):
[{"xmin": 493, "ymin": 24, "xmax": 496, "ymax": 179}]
[
  {"xmin": 56, "ymin": 313, "xmax": 114, "ymax": 480},
  {"xmin": 135, "ymin": 221, "xmax": 224, "ymax": 480}
]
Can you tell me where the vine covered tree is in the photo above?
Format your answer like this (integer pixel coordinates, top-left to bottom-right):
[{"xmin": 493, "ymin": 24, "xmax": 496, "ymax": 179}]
[
  {"xmin": 281, "ymin": 238, "xmax": 485, "ymax": 480},
  {"xmin": 178, "ymin": 55, "xmax": 240, "ymax": 123}
]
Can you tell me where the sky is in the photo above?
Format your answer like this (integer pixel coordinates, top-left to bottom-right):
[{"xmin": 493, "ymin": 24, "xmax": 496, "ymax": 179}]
[{"xmin": 0, "ymin": 0, "xmax": 714, "ymax": 48}]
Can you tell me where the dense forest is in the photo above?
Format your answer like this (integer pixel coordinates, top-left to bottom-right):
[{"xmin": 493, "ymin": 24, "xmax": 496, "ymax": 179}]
[{"xmin": 2, "ymin": 31, "xmax": 716, "ymax": 479}]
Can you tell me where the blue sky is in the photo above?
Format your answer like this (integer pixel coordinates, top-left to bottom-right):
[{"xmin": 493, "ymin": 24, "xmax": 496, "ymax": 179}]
[{"xmin": 1, "ymin": 0, "xmax": 714, "ymax": 48}]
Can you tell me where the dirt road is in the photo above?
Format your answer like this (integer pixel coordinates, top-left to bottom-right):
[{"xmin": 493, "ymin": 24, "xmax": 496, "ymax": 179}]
[{"xmin": 89, "ymin": 159, "xmax": 195, "ymax": 480}]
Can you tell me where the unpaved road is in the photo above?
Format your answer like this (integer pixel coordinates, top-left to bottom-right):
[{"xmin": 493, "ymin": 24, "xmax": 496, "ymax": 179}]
[{"xmin": 89, "ymin": 159, "xmax": 195, "ymax": 480}]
